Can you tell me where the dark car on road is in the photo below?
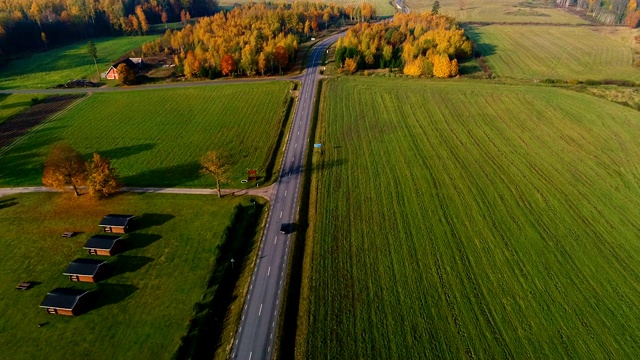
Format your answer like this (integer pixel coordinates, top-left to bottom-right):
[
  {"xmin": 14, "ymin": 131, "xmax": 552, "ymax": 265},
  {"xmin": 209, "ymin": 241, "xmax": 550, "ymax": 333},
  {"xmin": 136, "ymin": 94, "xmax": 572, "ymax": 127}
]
[{"xmin": 280, "ymin": 223, "xmax": 295, "ymax": 234}]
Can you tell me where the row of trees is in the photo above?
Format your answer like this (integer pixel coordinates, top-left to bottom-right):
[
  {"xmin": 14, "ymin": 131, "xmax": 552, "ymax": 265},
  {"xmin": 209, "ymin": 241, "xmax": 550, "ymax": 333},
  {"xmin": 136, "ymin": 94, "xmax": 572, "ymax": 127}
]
[
  {"xmin": 142, "ymin": 2, "xmax": 357, "ymax": 78},
  {"xmin": 0, "ymin": 0, "xmax": 217, "ymax": 62},
  {"xmin": 334, "ymin": 12, "xmax": 473, "ymax": 78},
  {"xmin": 42, "ymin": 143, "xmax": 119, "ymax": 198},
  {"xmin": 555, "ymin": 0, "xmax": 639, "ymax": 27}
]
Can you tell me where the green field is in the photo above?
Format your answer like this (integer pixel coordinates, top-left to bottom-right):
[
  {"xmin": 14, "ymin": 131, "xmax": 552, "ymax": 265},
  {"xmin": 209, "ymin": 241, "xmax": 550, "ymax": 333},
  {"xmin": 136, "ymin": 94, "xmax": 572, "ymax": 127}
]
[
  {"xmin": 405, "ymin": 0, "xmax": 588, "ymax": 24},
  {"xmin": 0, "ymin": 94, "xmax": 46, "ymax": 124},
  {"xmin": 0, "ymin": 191, "xmax": 254, "ymax": 360},
  {"xmin": 0, "ymin": 82, "xmax": 291, "ymax": 188},
  {"xmin": 467, "ymin": 25, "xmax": 640, "ymax": 81},
  {"xmin": 0, "ymin": 36, "xmax": 156, "ymax": 89},
  {"xmin": 300, "ymin": 77, "xmax": 640, "ymax": 359}
]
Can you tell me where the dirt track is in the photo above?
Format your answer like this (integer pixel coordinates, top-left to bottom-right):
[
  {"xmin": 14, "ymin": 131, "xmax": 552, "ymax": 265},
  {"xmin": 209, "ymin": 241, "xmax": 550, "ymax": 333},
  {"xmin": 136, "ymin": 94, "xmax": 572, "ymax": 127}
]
[{"xmin": 0, "ymin": 95, "xmax": 80, "ymax": 149}]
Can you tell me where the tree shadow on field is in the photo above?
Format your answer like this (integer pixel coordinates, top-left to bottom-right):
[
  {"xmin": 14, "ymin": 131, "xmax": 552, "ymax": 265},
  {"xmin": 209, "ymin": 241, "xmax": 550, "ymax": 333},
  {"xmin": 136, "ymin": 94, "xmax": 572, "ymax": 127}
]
[
  {"xmin": 134, "ymin": 213, "xmax": 175, "ymax": 231},
  {"xmin": 90, "ymin": 143, "xmax": 156, "ymax": 160},
  {"xmin": 0, "ymin": 197, "xmax": 18, "ymax": 210},
  {"xmin": 121, "ymin": 162, "xmax": 201, "ymax": 187},
  {"xmin": 460, "ymin": 26, "xmax": 497, "ymax": 58}
]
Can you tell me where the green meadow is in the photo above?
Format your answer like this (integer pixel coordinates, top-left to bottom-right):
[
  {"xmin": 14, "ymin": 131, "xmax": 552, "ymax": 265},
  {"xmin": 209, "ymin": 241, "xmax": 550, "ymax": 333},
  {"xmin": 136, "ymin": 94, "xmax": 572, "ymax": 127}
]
[
  {"xmin": 299, "ymin": 77, "xmax": 640, "ymax": 359},
  {"xmin": 0, "ymin": 82, "xmax": 292, "ymax": 188},
  {"xmin": 0, "ymin": 36, "xmax": 156, "ymax": 89}
]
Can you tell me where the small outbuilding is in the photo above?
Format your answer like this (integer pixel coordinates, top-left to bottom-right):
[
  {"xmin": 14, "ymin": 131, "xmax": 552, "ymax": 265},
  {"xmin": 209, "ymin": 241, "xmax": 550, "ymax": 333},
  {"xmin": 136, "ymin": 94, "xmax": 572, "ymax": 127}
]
[
  {"xmin": 39, "ymin": 288, "xmax": 90, "ymax": 316},
  {"xmin": 84, "ymin": 234, "xmax": 123, "ymax": 256},
  {"xmin": 99, "ymin": 214, "xmax": 135, "ymax": 234},
  {"xmin": 63, "ymin": 258, "xmax": 107, "ymax": 282}
]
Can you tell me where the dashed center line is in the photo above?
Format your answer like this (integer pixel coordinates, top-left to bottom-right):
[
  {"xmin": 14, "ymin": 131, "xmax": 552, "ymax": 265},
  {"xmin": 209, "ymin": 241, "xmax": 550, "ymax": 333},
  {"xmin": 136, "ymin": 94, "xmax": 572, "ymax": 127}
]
[
  {"xmin": 259, "ymin": 304, "xmax": 263, "ymax": 316},
  {"xmin": 267, "ymin": 266, "xmax": 271, "ymax": 276}
]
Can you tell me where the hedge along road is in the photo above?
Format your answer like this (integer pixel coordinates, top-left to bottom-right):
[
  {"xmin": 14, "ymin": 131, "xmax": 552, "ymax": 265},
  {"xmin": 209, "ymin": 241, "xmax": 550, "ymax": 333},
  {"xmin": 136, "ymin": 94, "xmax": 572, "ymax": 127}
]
[{"xmin": 231, "ymin": 33, "xmax": 343, "ymax": 360}]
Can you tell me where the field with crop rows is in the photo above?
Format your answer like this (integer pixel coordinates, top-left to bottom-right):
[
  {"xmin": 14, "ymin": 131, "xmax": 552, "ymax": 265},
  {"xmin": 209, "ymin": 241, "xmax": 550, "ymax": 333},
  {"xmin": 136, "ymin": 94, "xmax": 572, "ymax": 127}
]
[
  {"xmin": 0, "ymin": 36, "xmax": 156, "ymax": 89},
  {"xmin": 0, "ymin": 94, "xmax": 46, "ymax": 124},
  {"xmin": 0, "ymin": 191, "xmax": 254, "ymax": 360},
  {"xmin": 405, "ymin": 0, "xmax": 588, "ymax": 24},
  {"xmin": 467, "ymin": 25, "xmax": 640, "ymax": 81},
  {"xmin": 0, "ymin": 82, "xmax": 291, "ymax": 188},
  {"xmin": 300, "ymin": 77, "xmax": 640, "ymax": 359}
]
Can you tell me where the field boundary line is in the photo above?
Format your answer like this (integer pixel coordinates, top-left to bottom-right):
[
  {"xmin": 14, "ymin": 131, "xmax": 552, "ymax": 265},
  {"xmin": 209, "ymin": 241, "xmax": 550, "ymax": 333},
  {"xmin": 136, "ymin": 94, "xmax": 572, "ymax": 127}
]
[{"xmin": 0, "ymin": 94, "xmax": 89, "ymax": 157}]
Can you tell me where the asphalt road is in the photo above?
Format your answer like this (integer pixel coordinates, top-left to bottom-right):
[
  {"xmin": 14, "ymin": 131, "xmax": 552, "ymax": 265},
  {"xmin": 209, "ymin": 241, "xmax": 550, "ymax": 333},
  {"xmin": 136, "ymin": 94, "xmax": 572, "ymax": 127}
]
[{"xmin": 231, "ymin": 33, "xmax": 342, "ymax": 360}]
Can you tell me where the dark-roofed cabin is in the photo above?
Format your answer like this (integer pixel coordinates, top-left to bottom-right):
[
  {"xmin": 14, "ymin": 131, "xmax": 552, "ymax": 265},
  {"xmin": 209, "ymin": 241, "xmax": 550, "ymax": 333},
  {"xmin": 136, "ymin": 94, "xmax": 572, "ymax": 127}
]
[
  {"xmin": 64, "ymin": 258, "xmax": 107, "ymax": 282},
  {"xmin": 99, "ymin": 214, "xmax": 135, "ymax": 234},
  {"xmin": 39, "ymin": 288, "xmax": 89, "ymax": 316},
  {"xmin": 84, "ymin": 235, "xmax": 122, "ymax": 256}
]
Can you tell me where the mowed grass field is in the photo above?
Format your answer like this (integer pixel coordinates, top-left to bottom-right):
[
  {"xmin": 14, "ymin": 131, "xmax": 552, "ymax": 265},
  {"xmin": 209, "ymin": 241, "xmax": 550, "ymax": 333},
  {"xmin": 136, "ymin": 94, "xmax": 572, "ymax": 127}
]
[
  {"xmin": 468, "ymin": 25, "xmax": 640, "ymax": 81},
  {"xmin": 0, "ymin": 94, "xmax": 46, "ymax": 124},
  {"xmin": 300, "ymin": 77, "xmax": 640, "ymax": 359},
  {"xmin": 0, "ymin": 82, "xmax": 291, "ymax": 188},
  {"xmin": 0, "ymin": 36, "xmax": 156, "ymax": 89},
  {"xmin": 0, "ymin": 192, "xmax": 253, "ymax": 360},
  {"xmin": 405, "ymin": 0, "xmax": 588, "ymax": 24}
]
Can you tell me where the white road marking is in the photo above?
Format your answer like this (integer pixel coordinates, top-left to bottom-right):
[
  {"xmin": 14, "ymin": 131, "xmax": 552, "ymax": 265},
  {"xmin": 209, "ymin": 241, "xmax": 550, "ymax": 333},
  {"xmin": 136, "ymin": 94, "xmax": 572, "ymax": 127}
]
[
  {"xmin": 268, "ymin": 267, "xmax": 271, "ymax": 276},
  {"xmin": 285, "ymin": 190, "xmax": 287, "ymax": 197},
  {"xmin": 270, "ymin": 333, "xmax": 273, "ymax": 339},
  {"xmin": 272, "ymin": 321, "xmax": 275, "ymax": 327},
  {"xmin": 249, "ymin": 352, "xmax": 252, "ymax": 360},
  {"xmin": 259, "ymin": 304, "xmax": 262, "ymax": 316},
  {"xmin": 268, "ymin": 346, "xmax": 271, "ymax": 353},
  {"xmin": 295, "ymin": 143, "xmax": 297, "ymax": 148},
  {"xmin": 280, "ymin": 211, "xmax": 283, "ymax": 218},
  {"xmin": 274, "ymin": 237, "xmax": 278, "ymax": 244}
]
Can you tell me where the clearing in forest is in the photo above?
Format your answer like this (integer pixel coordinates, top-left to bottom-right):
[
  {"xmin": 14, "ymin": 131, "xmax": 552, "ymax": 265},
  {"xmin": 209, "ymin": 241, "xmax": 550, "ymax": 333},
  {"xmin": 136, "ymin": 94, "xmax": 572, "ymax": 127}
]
[{"xmin": 300, "ymin": 77, "xmax": 640, "ymax": 359}]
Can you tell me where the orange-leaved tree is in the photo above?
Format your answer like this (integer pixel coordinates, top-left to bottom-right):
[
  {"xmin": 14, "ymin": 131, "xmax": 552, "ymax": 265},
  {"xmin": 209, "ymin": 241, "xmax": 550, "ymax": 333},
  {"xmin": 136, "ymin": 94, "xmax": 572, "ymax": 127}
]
[
  {"xmin": 274, "ymin": 46, "xmax": 288, "ymax": 74},
  {"xmin": 200, "ymin": 150, "xmax": 231, "ymax": 198},
  {"xmin": 221, "ymin": 54, "xmax": 236, "ymax": 76},
  {"xmin": 342, "ymin": 57, "xmax": 358, "ymax": 74},
  {"xmin": 42, "ymin": 143, "xmax": 86, "ymax": 196},
  {"xmin": 86, "ymin": 153, "xmax": 120, "ymax": 198},
  {"xmin": 116, "ymin": 63, "xmax": 137, "ymax": 85}
]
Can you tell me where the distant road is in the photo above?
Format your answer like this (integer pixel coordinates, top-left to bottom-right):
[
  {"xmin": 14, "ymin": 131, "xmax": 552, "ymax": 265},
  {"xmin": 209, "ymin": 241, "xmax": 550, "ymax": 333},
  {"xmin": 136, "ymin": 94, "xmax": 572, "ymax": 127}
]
[
  {"xmin": 0, "ymin": 76, "xmax": 295, "ymax": 94},
  {"xmin": 231, "ymin": 33, "xmax": 342, "ymax": 360}
]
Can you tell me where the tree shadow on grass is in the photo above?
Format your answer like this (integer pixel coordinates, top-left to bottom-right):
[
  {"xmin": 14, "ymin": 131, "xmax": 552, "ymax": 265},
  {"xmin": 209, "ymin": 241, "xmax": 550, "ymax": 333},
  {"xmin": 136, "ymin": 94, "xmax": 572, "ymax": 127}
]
[
  {"xmin": 0, "ymin": 197, "xmax": 18, "ymax": 210},
  {"xmin": 106, "ymin": 255, "xmax": 154, "ymax": 279},
  {"xmin": 134, "ymin": 213, "xmax": 175, "ymax": 231},
  {"xmin": 86, "ymin": 283, "xmax": 139, "ymax": 313},
  {"xmin": 122, "ymin": 233, "xmax": 162, "ymax": 252},
  {"xmin": 121, "ymin": 162, "xmax": 202, "ymax": 187},
  {"xmin": 88, "ymin": 143, "xmax": 156, "ymax": 160}
]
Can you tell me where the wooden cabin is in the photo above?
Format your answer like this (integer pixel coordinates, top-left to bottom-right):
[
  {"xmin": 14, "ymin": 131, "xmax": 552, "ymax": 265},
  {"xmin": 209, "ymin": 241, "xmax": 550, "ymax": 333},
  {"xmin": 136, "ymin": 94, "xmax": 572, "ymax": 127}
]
[
  {"xmin": 39, "ymin": 288, "xmax": 89, "ymax": 316},
  {"xmin": 63, "ymin": 258, "xmax": 107, "ymax": 282},
  {"xmin": 83, "ymin": 235, "xmax": 122, "ymax": 256},
  {"xmin": 99, "ymin": 214, "xmax": 135, "ymax": 234}
]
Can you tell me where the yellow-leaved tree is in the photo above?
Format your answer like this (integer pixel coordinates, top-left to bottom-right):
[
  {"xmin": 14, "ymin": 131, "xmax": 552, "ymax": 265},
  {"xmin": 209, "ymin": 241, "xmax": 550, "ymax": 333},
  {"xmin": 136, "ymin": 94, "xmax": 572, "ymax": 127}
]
[{"xmin": 86, "ymin": 153, "xmax": 120, "ymax": 198}]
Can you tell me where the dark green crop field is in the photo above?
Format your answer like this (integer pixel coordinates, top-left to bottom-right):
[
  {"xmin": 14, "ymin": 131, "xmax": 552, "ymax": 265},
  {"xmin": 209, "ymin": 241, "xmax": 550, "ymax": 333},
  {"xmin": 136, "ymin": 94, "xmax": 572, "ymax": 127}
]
[
  {"xmin": 0, "ymin": 82, "xmax": 291, "ymax": 188},
  {"xmin": 299, "ymin": 77, "xmax": 640, "ymax": 359},
  {"xmin": 0, "ymin": 192, "xmax": 253, "ymax": 360}
]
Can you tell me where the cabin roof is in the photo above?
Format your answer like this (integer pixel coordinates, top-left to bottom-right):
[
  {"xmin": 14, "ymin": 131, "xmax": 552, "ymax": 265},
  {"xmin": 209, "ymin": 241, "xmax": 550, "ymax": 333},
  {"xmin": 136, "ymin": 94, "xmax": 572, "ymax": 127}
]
[
  {"xmin": 83, "ymin": 235, "xmax": 122, "ymax": 250},
  {"xmin": 99, "ymin": 214, "xmax": 134, "ymax": 228},
  {"xmin": 63, "ymin": 258, "xmax": 107, "ymax": 276},
  {"xmin": 39, "ymin": 288, "xmax": 89, "ymax": 310}
]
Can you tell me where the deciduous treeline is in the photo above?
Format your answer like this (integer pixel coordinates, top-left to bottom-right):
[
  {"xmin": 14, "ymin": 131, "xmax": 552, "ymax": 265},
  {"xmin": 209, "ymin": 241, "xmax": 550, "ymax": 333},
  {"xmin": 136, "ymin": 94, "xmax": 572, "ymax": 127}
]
[
  {"xmin": 142, "ymin": 2, "xmax": 353, "ymax": 78},
  {"xmin": 334, "ymin": 12, "xmax": 473, "ymax": 78},
  {"xmin": 0, "ymin": 0, "xmax": 218, "ymax": 62},
  {"xmin": 556, "ymin": 0, "xmax": 638, "ymax": 27}
]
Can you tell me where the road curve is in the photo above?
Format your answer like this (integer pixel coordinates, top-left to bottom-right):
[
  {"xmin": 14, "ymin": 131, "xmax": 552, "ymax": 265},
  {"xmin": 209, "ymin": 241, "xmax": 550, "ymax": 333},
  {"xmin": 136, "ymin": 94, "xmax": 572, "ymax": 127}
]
[{"xmin": 231, "ymin": 33, "xmax": 342, "ymax": 360}]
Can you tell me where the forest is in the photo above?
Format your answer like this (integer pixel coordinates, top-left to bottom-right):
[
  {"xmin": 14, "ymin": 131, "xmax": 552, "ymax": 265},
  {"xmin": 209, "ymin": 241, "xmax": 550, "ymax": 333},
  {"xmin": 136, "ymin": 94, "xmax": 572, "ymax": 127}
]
[
  {"xmin": 0, "ymin": 0, "xmax": 217, "ymax": 63},
  {"xmin": 555, "ymin": 0, "xmax": 639, "ymax": 26},
  {"xmin": 334, "ymin": 12, "xmax": 473, "ymax": 78},
  {"xmin": 142, "ymin": 2, "xmax": 363, "ymax": 78}
]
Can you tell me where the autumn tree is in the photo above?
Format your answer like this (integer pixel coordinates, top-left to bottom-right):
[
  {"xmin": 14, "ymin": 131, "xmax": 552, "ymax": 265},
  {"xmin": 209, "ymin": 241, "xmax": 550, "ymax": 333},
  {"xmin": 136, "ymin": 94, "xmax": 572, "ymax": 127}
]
[
  {"xmin": 40, "ymin": 32, "xmax": 47, "ymax": 49},
  {"xmin": 161, "ymin": 11, "xmax": 169, "ymax": 29},
  {"xmin": 86, "ymin": 153, "xmax": 120, "ymax": 198},
  {"xmin": 86, "ymin": 41, "xmax": 100, "ymax": 81},
  {"xmin": 274, "ymin": 45, "xmax": 288, "ymax": 74},
  {"xmin": 135, "ymin": 5, "xmax": 149, "ymax": 34},
  {"xmin": 42, "ymin": 143, "xmax": 86, "ymax": 196},
  {"xmin": 200, "ymin": 151, "xmax": 231, "ymax": 198},
  {"xmin": 221, "ymin": 54, "xmax": 236, "ymax": 76},
  {"xmin": 116, "ymin": 63, "xmax": 137, "ymax": 85},
  {"xmin": 342, "ymin": 57, "xmax": 358, "ymax": 74}
]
